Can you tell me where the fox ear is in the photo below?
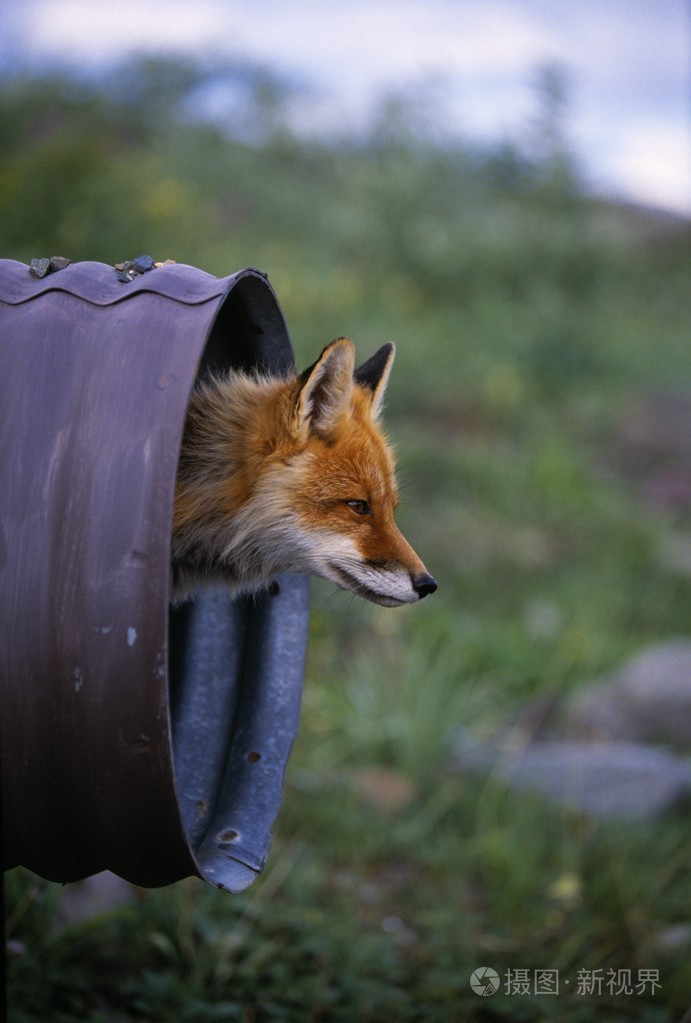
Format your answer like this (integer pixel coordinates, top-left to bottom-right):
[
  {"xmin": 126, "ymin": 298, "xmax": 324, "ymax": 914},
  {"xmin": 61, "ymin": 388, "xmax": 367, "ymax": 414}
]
[
  {"xmin": 354, "ymin": 342, "xmax": 395, "ymax": 419},
  {"xmin": 293, "ymin": 337, "xmax": 355, "ymax": 437}
]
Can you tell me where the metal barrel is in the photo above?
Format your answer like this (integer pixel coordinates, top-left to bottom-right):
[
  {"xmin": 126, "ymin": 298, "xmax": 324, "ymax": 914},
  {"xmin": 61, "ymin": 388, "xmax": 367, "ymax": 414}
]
[{"xmin": 0, "ymin": 260, "xmax": 309, "ymax": 892}]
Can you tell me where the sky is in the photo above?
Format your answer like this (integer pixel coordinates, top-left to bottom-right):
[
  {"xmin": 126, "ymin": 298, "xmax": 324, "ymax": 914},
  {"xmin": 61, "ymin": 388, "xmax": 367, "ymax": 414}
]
[{"xmin": 1, "ymin": 0, "xmax": 689, "ymax": 215}]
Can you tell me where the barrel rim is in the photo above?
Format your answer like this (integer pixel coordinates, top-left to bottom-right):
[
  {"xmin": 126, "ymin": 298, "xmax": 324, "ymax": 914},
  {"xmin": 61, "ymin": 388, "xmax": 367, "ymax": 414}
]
[{"xmin": 0, "ymin": 259, "xmax": 272, "ymax": 309}]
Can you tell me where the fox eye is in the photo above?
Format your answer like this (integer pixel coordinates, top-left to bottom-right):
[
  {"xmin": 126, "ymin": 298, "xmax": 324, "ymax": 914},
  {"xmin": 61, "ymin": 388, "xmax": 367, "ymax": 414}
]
[{"xmin": 346, "ymin": 499, "xmax": 372, "ymax": 515}]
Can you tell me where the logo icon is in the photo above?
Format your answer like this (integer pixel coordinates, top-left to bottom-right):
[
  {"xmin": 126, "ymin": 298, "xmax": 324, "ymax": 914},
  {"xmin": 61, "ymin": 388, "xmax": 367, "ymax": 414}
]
[{"xmin": 470, "ymin": 967, "xmax": 500, "ymax": 996}]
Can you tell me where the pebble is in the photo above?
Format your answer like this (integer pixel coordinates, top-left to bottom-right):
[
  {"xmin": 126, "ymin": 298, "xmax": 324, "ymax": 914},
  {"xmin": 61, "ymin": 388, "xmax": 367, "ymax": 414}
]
[
  {"xmin": 29, "ymin": 256, "xmax": 71, "ymax": 278},
  {"xmin": 132, "ymin": 254, "xmax": 155, "ymax": 274},
  {"xmin": 114, "ymin": 255, "xmax": 172, "ymax": 282},
  {"xmin": 29, "ymin": 257, "xmax": 51, "ymax": 279},
  {"xmin": 49, "ymin": 256, "xmax": 71, "ymax": 272},
  {"xmin": 27, "ymin": 255, "xmax": 174, "ymax": 284}
]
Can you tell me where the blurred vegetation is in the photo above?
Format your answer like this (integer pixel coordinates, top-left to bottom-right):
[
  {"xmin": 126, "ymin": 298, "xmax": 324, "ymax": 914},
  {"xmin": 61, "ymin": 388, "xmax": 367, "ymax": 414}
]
[{"xmin": 3, "ymin": 56, "xmax": 690, "ymax": 1021}]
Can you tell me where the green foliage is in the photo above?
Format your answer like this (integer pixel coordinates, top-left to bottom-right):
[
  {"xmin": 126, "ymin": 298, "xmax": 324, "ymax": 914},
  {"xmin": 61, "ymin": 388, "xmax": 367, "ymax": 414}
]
[{"xmin": 3, "ymin": 55, "xmax": 690, "ymax": 1022}]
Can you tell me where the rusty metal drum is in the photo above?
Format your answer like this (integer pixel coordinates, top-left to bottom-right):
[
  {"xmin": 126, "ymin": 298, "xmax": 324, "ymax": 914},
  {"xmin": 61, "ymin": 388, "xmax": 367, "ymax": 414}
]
[{"xmin": 0, "ymin": 259, "xmax": 309, "ymax": 892}]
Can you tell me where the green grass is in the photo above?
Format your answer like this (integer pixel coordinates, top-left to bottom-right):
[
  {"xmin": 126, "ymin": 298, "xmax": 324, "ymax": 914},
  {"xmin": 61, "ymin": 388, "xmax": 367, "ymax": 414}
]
[
  {"xmin": 7, "ymin": 788, "xmax": 690, "ymax": 1020},
  {"xmin": 3, "ymin": 55, "xmax": 691, "ymax": 1022}
]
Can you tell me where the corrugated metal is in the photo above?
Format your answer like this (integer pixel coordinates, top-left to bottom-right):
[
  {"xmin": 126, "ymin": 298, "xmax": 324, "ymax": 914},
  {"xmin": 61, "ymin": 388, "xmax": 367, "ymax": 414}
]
[{"xmin": 0, "ymin": 260, "xmax": 309, "ymax": 892}]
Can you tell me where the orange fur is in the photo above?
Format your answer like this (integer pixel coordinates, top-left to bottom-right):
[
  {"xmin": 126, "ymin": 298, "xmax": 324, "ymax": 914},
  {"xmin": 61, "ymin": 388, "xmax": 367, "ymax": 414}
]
[{"xmin": 172, "ymin": 338, "xmax": 436, "ymax": 607}]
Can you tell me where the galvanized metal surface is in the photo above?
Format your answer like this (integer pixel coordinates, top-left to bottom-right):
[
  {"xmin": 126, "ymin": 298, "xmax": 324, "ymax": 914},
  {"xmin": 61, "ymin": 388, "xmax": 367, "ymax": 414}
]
[{"xmin": 0, "ymin": 259, "xmax": 309, "ymax": 892}]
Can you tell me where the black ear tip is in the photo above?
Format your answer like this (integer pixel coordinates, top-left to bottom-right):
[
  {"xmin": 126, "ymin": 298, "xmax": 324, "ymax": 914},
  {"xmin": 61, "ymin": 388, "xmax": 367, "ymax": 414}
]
[
  {"xmin": 375, "ymin": 342, "xmax": 395, "ymax": 364},
  {"xmin": 353, "ymin": 343, "xmax": 395, "ymax": 391}
]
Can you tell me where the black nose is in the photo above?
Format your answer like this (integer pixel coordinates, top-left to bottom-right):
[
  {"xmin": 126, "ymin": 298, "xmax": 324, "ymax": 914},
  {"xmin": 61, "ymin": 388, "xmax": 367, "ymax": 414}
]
[{"xmin": 413, "ymin": 573, "xmax": 437, "ymax": 599}]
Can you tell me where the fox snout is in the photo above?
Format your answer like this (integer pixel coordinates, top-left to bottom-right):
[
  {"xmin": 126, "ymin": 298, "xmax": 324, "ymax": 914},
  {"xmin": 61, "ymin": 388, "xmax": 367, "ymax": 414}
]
[
  {"xmin": 413, "ymin": 573, "xmax": 438, "ymax": 599},
  {"xmin": 323, "ymin": 550, "xmax": 436, "ymax": 608},
  {"xmin": 324, "ymin": 566, "xmax": 437, "ymax": 608}
]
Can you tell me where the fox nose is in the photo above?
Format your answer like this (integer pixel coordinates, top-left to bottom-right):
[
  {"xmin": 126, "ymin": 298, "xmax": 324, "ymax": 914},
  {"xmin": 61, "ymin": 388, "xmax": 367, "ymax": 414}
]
[{"xmin": 413, "ymin": 573, "xmax": 437, "ymax": 599}]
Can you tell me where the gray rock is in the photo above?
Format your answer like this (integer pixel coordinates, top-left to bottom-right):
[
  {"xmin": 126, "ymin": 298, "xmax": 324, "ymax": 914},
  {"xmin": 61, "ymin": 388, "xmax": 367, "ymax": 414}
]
[
  {"xmin": 565, "ymin": 640, "xmax": 691, "ymax": 750},
  {"xmin": 54, "ymin": 870, "xmax": 137, "ymax": 927},
  {"xmin": 617, "ymin": 392, "xmax": 691, "ymax": 462},
  {"xmin": 453, "ymin": 641, "xmax": 691, "ymax": 820},
  {"xmin": 132, "ymin": 254, "xmax": 155, "ymax": 273},
  {"xmin": 49, "ymin": 256, "xmax": 71, "ymax": 272},
  {"xmin": 29, "ymin": 257, "xmax": 51, "ymax": 279},
  {"xmin": 455, "ymin": 734, "xmax": 691, "ymax": 819}
]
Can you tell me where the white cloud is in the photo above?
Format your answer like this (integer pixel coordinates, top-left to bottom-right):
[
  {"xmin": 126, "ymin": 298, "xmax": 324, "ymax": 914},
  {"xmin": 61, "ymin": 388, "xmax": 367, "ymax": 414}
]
[
  {"xmin": 21, "ymin": 0, "xmax": 231, "ymax": 60},
  {"xmin": 21, "ymin": 0, "xmax": 557, "ymax": 80},
  {"xmin": 12, "ymin": 0, "xmax": 691, "ymax": 215},
  {"xmin": 236, "ymin": 1, "xmax": 556, "ymax": 79},
  {"xmin": 596, "ymin": 123, "xmax": 691, "ymax": 213}
]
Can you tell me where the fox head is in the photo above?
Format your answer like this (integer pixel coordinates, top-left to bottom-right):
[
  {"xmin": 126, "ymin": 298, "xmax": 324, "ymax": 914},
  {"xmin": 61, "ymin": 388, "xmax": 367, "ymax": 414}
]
[
  {"xmin": 281, "ymin": 338, "xmax": 437, "ymax": 606},
  {"xmin": 173, "ymin": 338, "xmax": 437, "ymax": 607}
]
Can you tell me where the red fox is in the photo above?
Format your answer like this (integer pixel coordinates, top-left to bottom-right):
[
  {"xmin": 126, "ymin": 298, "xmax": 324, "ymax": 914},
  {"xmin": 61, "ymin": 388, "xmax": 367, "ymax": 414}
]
[{"xmin": 172, "ymin": 337, "xmax": 437, "ymax": 607}]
